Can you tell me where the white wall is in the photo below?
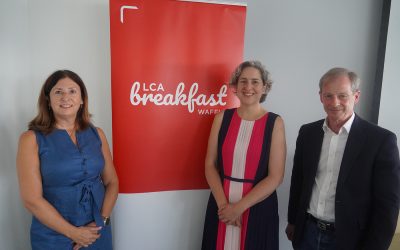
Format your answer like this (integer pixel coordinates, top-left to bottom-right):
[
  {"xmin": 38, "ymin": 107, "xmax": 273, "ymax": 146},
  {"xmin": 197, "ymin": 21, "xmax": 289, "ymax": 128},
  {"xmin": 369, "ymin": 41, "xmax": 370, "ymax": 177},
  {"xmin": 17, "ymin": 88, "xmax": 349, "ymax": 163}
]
[
  {"xmin": 0, "ymin": 1, "xmax": 31, "ymax": 249},
  {"xmin": 0, "ymin": 0, "xmax": 385, "ymax": 249},
  {"xmin": 378, "ymin": 0, "xmax": 400, "ymax": 234}
]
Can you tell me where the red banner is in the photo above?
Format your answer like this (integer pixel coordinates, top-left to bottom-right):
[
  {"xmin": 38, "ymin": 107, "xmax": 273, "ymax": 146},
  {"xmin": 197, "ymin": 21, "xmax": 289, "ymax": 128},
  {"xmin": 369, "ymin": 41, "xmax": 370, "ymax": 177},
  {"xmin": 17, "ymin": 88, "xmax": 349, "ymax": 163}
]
[{"xmin": 110, "ymin": 0, "xmax": 246, "ymax": 193}]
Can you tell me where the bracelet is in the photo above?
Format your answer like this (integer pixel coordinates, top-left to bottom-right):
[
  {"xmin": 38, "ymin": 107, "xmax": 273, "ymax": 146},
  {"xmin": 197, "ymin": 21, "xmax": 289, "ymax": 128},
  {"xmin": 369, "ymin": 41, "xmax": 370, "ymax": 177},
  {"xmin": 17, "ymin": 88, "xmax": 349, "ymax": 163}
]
[{"xmin": 102, "ymin": 216, "xmax": 111, "ymax": 226}]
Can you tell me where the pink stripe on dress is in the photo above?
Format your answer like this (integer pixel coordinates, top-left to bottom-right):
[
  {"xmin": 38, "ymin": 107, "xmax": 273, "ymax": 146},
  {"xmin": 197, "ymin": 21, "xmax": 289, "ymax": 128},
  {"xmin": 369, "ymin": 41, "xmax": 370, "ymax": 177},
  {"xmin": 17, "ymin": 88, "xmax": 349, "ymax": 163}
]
[
  {"xmin": 217, "ymin": 111, "xmax": 268, "ymax": 250},
  {"xmin": 217, "ymin": 111, "xmax": 242, "ymax": 250},
  {"xmin": 240, "ymin": 113, "xmax": 268, "ymax": 250}
]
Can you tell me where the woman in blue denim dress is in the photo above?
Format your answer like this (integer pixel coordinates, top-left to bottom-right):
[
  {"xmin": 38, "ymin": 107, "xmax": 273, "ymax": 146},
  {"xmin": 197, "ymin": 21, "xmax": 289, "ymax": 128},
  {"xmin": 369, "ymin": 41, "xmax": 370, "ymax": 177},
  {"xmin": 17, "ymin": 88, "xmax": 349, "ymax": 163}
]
[{"xmin": 17, "ymin": 70, "xmax": 119, "ymax": 249}]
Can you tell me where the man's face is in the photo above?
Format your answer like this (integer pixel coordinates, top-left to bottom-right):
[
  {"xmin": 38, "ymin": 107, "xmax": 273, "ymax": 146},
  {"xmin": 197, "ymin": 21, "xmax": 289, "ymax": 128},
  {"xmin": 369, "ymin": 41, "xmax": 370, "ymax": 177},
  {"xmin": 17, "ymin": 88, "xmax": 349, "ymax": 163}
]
[{"xmin": 320, "ymin": 75, "xmax": 360, "ymax": 127}]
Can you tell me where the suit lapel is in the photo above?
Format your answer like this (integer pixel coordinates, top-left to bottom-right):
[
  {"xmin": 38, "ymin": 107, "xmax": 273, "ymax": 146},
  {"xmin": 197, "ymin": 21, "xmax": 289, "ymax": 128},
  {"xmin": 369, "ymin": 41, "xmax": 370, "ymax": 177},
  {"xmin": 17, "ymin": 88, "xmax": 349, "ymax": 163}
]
[
  {"xmin": 336, "ymin": 115, "xmax": 366, "ymax": 191},
  {"xmin": 307, "ymin": 121, "xmax": 325, "ymax": 187}
]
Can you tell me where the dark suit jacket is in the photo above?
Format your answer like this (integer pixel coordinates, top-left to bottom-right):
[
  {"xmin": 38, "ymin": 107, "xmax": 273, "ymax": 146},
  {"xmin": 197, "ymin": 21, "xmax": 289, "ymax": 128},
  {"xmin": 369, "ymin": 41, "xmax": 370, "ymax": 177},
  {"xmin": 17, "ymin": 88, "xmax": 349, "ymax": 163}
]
[{"xmin": 288, "ymin": 114, "xmax": 400, "ymax": 250}]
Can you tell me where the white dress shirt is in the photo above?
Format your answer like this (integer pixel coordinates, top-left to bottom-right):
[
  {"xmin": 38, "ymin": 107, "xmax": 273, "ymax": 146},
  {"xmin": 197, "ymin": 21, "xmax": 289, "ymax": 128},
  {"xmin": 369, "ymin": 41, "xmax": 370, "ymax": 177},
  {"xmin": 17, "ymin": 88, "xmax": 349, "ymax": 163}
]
[{"xmin": 307, "ymin": 113, "xmax": 355, "ymax": 222}]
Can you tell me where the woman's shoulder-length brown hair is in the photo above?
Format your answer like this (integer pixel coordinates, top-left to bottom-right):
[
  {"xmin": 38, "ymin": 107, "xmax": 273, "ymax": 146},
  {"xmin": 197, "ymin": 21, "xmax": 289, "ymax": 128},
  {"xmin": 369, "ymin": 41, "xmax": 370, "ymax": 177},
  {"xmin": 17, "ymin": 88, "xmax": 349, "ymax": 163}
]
[{"xmin": 28, "ymin": 70, "xmax": 91, "ymax": 134}]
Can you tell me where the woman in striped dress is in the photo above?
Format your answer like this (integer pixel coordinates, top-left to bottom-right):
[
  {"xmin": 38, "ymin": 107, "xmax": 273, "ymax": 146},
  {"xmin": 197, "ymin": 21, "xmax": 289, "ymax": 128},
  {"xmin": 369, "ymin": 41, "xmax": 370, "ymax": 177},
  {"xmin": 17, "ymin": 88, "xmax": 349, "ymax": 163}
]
[{"xmin": 202, "ymin": 61, "xmax": 286, "ymax": 250}]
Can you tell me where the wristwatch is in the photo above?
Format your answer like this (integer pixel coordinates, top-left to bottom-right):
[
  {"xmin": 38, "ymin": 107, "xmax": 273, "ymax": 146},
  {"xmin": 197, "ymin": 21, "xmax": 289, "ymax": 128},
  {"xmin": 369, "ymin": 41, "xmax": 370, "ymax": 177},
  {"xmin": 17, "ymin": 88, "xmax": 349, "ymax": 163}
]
[{"xmin": 102, "ymin": 216, "xmax": 111, "ymax": 226}]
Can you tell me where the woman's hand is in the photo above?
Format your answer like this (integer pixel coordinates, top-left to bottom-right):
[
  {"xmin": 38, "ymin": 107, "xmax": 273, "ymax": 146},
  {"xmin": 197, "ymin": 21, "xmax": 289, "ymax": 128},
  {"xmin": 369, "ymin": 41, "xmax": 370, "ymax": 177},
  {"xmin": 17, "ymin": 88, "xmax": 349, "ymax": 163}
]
[
  {"xmin": 72, "ymin": 222, "xmax": 99, "ymax": 249},
  {"xmin": 218, "ymin": 203, "xmax": 243, "ymax": 226},
  {"xmin": 73, "ymin": 243, "xmax": 82, "ymax": 250},
  {"xmin": 234, "ymin": 216, "xmax": 242, "ymax": 228},
  {"xmin": 70, "ymin": 222, "xmax": 101, "ymax": 248}
]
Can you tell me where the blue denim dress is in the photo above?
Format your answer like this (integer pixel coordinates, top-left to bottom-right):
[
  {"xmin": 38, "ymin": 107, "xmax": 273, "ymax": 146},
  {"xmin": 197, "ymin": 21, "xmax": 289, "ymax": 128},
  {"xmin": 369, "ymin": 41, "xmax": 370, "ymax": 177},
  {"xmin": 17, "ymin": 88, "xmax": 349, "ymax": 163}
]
[{"xmin": 31, "ymin": 126, "xmax": 112, "ymax": 249}]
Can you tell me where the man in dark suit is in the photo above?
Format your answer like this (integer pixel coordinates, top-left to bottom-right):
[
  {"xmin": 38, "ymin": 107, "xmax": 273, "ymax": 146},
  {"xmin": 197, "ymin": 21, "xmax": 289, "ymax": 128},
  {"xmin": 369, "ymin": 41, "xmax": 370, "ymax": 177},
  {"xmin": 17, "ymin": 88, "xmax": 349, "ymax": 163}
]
[{"xmin": 286, "ymin": 67, "xmax": 400, "ymax": 250}]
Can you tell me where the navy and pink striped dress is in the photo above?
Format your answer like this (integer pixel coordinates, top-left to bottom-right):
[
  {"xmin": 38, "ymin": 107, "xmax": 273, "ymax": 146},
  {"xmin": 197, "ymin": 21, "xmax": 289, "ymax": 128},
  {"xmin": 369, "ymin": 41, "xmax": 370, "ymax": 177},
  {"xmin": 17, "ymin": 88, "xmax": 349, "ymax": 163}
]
[{"xmin": 202, "ymin": 108, "xmax": 279, "ymax": 250}]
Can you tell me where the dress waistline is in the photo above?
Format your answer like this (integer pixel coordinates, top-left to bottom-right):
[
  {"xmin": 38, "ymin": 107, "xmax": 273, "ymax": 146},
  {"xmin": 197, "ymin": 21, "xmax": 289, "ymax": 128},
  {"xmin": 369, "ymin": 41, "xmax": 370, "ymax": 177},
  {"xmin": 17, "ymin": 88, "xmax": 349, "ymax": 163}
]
[
  {"xmin": 223, "ymin": 174, "xmax": 255, "ymax": 183},
  {"xmin": 43, "ymin": 175, "xmax": 104, "ymax": 226}
]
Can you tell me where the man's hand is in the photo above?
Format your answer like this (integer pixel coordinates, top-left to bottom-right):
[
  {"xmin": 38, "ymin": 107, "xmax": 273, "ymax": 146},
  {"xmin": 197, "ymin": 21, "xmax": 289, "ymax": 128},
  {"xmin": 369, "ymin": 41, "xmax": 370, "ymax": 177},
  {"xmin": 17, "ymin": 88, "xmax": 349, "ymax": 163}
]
[{"xmin": 285, "ymin": 224, "xmax": 295, "ymax": 241}]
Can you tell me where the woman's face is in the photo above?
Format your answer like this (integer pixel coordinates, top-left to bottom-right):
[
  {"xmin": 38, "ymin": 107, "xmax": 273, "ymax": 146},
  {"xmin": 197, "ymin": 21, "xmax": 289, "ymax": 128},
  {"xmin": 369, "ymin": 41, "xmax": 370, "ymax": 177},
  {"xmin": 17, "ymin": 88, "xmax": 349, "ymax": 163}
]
[
  {"xmin": 235, "ymin": 66, "xmax": 266, "ymax": 105},
  {"xmin": 49, "ymin": 77, "xmax": 83, "ymax": 121}
]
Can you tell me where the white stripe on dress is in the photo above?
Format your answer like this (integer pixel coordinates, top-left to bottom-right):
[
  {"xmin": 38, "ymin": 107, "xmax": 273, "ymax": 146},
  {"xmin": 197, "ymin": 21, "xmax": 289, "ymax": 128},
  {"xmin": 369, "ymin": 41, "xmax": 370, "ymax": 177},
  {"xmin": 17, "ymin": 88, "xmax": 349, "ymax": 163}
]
[{"xmin": 224, "ymin": 120, "xmax": 254, "ymax": 250}]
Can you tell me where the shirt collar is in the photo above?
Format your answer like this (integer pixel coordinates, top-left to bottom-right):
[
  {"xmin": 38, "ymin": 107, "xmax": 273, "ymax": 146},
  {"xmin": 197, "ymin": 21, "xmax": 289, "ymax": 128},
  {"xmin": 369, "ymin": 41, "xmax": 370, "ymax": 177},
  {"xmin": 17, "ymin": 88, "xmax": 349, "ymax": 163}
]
[{"xmin": 322, "ymin": 112, "xmax": 355, "ymax": 134}]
